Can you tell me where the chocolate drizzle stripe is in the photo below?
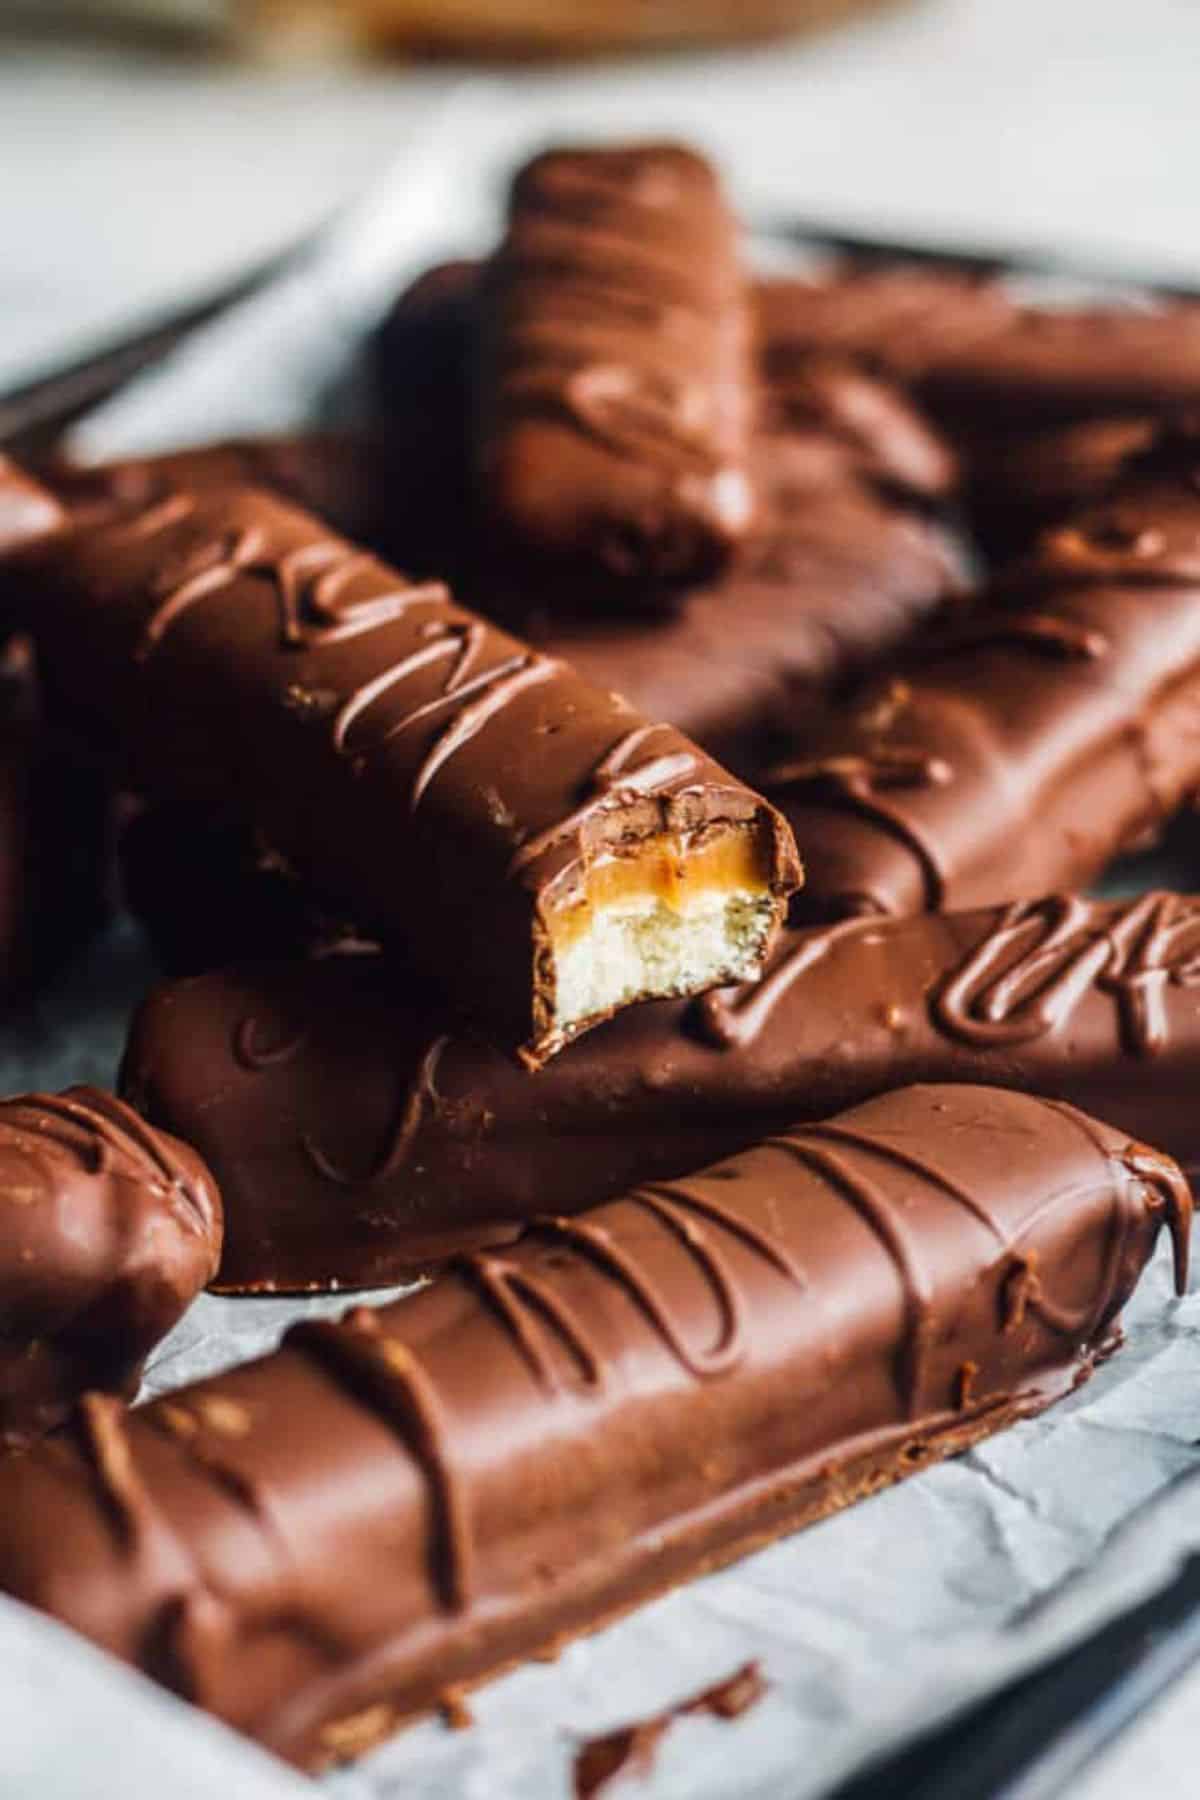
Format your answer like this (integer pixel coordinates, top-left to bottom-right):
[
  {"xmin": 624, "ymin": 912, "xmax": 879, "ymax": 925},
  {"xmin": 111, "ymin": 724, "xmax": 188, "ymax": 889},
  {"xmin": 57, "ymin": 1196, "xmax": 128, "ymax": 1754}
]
[
  {"xmin": 796, "ymin": 1125, "xmax": 1010, "ymax": 1246},
  {"xmin": 410, "ymin": 657, "xmax": 559, "ymax": 813},
  {"xmin": 765, "ymin": 750, "xmax": 948, "ymax": 911},
  {"xmin": 508, "ymin": 725, "xmax": 700, "ymax": 878},
  {"xmin": 935, "ymin": 893, "xmax": 1200, "ymax": 1056},
  {"xmin": 21, "ymin": 1089, "xmax": 202, "ymax": 1221},
  {"xmin": 303, "ymin": 1038, "xmax": 449, "ymax": 1186},
  {"xmin": 695, "ymin": 919, "xmax": 871, "ymax": 1049},
  {"xmin": 329, "ymin": 630, "xmax": 492, "ymax": 757},
  {"xmin": 233, "ymin": 1017, "xmax": 308, "ymax": 1071},
  {"xmin": 768, "ymin": 1137, "xmax": 932, "ymax": 1415},
  {"xmin": 138, "ymin": 529, "xmax": 265, "ymax": 660},
  {"xmin": 636, "ymin": 1181, "xmax": 808, "ymax": 1288},
  {"xmin": 454, "ymin": 1253, "xmax": 605, "ymax": 1392},
  {"xmin": 289, "ymin": 1312, "xmax": 471, "ymax": 1612}
]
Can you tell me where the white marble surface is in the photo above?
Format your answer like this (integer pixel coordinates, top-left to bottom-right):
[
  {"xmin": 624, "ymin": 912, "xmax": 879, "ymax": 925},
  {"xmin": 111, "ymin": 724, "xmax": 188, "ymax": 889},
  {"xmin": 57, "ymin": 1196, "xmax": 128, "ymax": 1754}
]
[{"xmin": 3, "ymin": 0, "xmax": 1200, "ymax": 390}]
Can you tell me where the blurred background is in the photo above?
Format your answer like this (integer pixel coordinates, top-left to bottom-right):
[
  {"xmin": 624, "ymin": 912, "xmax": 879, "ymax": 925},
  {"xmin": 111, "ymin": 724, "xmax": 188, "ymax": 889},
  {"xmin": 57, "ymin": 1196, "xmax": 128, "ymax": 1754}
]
[{"xmin": 3, "ymin": 0, "xmax": 1199, "ymax": 395}]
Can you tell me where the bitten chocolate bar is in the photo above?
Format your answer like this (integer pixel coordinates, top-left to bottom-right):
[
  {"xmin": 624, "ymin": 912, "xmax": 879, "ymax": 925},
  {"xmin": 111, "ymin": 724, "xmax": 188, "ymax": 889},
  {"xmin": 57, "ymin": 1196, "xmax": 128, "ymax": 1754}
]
[
  {"xmin": 123, "ymin": 891, "xmax": 1200, "ymax": 1290},
  {"xmin": 22, "ymin": 482, "xmax": 799, "ymax": 1062},
  {"xmin": 0, "ymin": 1088, "xmax": 221, "ymax": 1450},
  {"xmin": 764, "ymin": 421, "xmax": 1200, "ymax": 921},
  {"xmin": 478, "ymin": 144, "xmax": 756, "ymax": 591},
  {"xmin": 0, "ymin": 1086, "xmax": 1182, "ymax": 1767},
  {"xmin": 757, "ymin": 264, "xmax": 1200, "ymax": 432}
]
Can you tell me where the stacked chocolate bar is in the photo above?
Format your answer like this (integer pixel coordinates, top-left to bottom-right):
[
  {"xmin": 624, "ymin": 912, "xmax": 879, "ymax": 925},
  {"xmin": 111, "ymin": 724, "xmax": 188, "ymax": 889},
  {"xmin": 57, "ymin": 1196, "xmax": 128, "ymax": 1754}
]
[{"xmin": 1, "ymin": 141, "xmax": 1200, "ymax": 1775}]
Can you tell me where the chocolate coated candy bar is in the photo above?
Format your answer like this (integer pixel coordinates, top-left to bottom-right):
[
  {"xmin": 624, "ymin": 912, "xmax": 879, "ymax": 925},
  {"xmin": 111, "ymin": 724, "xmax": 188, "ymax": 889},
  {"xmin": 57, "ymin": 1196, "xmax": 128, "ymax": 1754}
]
[
  {"xmin": 522, "ymin": 363, "xmax": 967, "ymax": 766},
  {"xmin": 757, "ymin": 265, "xmax": 1200, "ymax": 431},
  {"xmin": 764, "ymin": 422, "xmax": 1200, "ymax": 921},
  {"xmin": 25, "ymin": 482, "xmax": 799, "ymax": 1062},
  {"xmin": 0, "ymin": 1088, "xmax": 221, "ymax": 1450},
  {"xmin": 122, "ymin": 891, "xmax": 1200, "ymax": 1290},
  {"xmin": 376, "ymin": 264, "xmax": 965, "ymax": 760},
  {"xmin": 479, "ymin": 144, "xmax": 756, "ymax": 591},
  {"xmin": 0, "ymin": 1085, "xmax": 1182, "ymax": 1766}
]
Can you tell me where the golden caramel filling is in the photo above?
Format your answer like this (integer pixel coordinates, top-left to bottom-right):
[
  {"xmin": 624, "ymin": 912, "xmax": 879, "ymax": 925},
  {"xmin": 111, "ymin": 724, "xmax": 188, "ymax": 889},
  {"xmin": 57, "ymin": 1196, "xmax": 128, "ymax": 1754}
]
[{"xmin": 547, "ymin": 827, "xmax": 768, "ymax": 952}]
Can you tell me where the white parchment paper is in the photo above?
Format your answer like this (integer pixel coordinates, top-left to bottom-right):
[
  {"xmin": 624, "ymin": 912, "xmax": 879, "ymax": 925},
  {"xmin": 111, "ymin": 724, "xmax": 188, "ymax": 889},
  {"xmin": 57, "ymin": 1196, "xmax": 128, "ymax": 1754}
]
[{"xmin": 4, "ymin": 127, "xmax": 1193, "ymax": 1798}]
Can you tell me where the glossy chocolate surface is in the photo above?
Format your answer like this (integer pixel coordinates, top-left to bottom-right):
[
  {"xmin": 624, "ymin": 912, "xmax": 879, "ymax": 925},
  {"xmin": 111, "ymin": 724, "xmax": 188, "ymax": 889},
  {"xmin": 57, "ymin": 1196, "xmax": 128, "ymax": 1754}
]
[
  {"xmin": 37, "ymin": 435, "xmax": 392, "ymax": 553},
  {"xmin": 374, "ymin": 261, "xmax": 965, "ymax": 762},
  {"xmin": 765, "ymin": 422, "xmax": 1200, "ymax": 921},
  {"xmin": 0, "ymin": 1088, "xmax": 221, "ymax": 1450},
  {"xmin": 757, "ymin": 266, "xmax": 1200, "ymax": 429},
  {"xmin": 0, "ymin": 1085, "xmax": 1178, "ymax": 1768},
  {"xmin": 479, "ymin": 145, "xmax": 755, "ymax": 592},
  {"xmin": 23, "ymin": 482, "xmax": 798, "ymax": 1062},
  {"xmin": 122, "ymin": 891, "xmax": 1200, "ymax": 1290}
]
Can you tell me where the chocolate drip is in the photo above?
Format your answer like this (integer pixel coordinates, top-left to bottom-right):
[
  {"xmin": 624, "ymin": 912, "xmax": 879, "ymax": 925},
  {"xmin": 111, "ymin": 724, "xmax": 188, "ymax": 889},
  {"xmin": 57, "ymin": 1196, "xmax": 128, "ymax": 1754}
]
[
  {"xmin": 1120, "ymin": 1145, "xmax": 1193, "ymax": 1294},
  {"xmin": 289, "ymin": 1310, "xmax": 472, "ymax": 1611},
  {"xmin": 304, "ymin": 1038, "xmax": 449, "ymax": 1185}
]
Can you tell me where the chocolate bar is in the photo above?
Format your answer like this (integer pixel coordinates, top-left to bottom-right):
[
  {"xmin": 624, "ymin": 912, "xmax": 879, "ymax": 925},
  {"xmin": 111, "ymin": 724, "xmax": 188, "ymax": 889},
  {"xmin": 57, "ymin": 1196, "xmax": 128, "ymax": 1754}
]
[
  {"xmin": 757, "ymin": 265, "xmax": 1200, "ymax": 432},
  {"xmin": 22, "ymin": 481, "xmax": 799, "ymax": 1062},
  {"xmin": 375, "ymin": 265, "xmax": 966, "ymax": 764},
  {"xmin": 763, "ymin": 421, "xmax": 1200, "ymax": 921},
  {"xmin": 0, "ymin": 1087, "xmax": 221, "ymax": 1451},
  {"xmin": 0, "ymin": 1084, "xmax": 1181, "ymax": 1767},
  {"xmin": 478, "ymin": 145, "xmax": 756, "ymax": 592},
  {"xmin": 122, "ymin": 890, "xmax": 1200, "ymax": 1289}
]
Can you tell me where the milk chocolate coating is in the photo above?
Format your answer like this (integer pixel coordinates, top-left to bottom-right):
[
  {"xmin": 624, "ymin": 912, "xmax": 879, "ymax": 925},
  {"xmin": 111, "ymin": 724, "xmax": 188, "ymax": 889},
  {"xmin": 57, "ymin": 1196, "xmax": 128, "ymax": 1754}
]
[
  {"xmin": 965, "ymin": 416, "xmax": 1156, "ymax": 561},
  {"xmin": 478, "ymin": 145, "xmax": 756, "ymax": 593},
  {"xmin": 122, "ymin": 890, "xmax": 1200, "ymax": 1290},
  {"xmin": 764, "ymin": 422, "xmax": 1200, "ymax": 921},
  {"xmin": 23, "ymin": 482, "xmax": 799, "ymax": 1061},
  {"xmin": 36, "ymin": 435, "xmax": 392, "ymax": 554},
  {"xmin": 757, "ymin": 266, "xmax": 1200, "ymax": 432},
  {"xmin": 0, "ymin": 1087, "xmax": 222, "ymax": 1451},
  {"xmin": 0, "ymin": 1085, "xmax": 1179, "ymax": 1769}
]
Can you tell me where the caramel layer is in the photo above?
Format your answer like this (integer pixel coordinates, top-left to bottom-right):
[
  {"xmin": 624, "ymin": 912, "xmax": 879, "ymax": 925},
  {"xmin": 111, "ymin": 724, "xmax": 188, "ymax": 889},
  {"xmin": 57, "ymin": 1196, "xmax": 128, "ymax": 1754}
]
[{"xmin": 547, "ymin": 826, "xmax": 767, "ymax": 953}]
